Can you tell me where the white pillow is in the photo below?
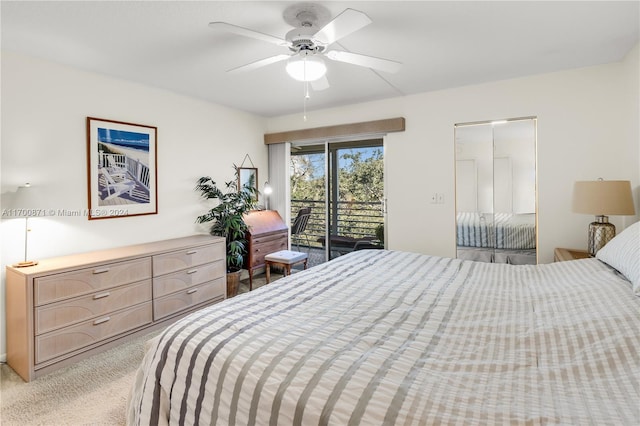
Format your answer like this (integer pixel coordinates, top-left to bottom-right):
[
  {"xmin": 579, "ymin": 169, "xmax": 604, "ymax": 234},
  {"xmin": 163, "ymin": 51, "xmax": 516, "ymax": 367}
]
[{"xmin": 596, "ymin": 221, "xmax": 640, "ymax": 295}]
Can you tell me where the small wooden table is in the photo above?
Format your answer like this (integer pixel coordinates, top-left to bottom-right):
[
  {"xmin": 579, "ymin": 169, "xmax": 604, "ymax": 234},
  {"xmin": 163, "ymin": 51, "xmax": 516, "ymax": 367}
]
[
  {"xmin": 265, "ymin": 250, "xmax": 308, "ymax": 283},
  {"xmin": 554, "ymin": 247, "xmax": 592, "ymax": 262}
]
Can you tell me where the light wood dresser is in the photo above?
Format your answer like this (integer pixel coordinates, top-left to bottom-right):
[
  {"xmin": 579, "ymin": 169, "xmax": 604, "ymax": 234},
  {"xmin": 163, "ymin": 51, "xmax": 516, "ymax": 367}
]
[{"xmin": 6, "ymin": 234, "xmax": 225, "ymax": 382}]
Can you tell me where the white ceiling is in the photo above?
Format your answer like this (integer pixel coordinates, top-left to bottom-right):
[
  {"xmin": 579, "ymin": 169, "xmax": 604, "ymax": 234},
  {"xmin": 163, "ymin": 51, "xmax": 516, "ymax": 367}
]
[{"xmin": 2, "ymin": 1, "xmax": 639, "ymax": 118}]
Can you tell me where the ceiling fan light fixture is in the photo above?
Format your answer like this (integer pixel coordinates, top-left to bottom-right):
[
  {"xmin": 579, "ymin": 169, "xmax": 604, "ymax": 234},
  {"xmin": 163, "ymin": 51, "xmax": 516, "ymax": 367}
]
[{"xmin": 286, "ymin": 54, "xmax": 326, "ymax": 82}]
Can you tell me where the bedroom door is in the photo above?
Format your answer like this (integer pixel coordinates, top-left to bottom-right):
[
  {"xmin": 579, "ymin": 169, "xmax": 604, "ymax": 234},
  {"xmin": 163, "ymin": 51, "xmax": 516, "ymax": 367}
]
[
  {"xmin": 454, "ymin": 118, "xmax": 537, "ymax": 264},
  {"xmin": 290, "ymin": 139, "xmax": 385, "ymax": 264}
]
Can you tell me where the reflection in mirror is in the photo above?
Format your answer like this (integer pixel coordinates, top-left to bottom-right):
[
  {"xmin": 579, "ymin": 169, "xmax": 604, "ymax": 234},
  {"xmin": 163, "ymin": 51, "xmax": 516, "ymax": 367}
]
[
  {"xmin": 238, "ymin": 167, "xmax": 258, "ymax": 201},
  {"xmin": 455, "ymin": 118, "xmax": 537, "ymax": 264}
]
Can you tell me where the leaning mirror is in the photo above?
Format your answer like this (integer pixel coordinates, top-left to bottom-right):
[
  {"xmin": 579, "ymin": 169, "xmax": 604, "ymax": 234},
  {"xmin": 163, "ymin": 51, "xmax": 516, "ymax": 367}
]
[{"xmin": 238, "ymin": 167, "xmax": 258, "ymax": 199}]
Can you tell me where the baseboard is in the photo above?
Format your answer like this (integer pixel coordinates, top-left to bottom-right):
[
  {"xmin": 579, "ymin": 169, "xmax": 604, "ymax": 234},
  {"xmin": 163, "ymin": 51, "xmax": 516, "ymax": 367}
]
[{"xmin": 1, "ymin": 353, "xmax": 6, "ymax": 363}]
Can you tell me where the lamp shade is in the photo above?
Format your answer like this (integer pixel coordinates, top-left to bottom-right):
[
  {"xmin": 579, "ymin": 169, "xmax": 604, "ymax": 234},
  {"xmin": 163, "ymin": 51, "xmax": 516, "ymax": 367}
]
[
  {"xmin": 3, "ymin": 184, "xmax": 50, "ymax": 218},
  {"xmin": 286, "ymin": 55, "xmax": 327, "ymax": 82},
  {"xmin": 3, "ymin": 184, "xmax": 52, "ymax": 267},
  {"xmin": 572, "ymin": 180, "xmax": 635, "ymax": 216}
]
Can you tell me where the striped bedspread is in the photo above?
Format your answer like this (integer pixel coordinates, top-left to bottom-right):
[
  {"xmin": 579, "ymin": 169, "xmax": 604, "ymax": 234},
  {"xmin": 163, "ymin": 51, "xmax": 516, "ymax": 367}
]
[
  {"xmin": 127, "ymin": 250, "xmax": 639, "ymax": 425},
  {"xmin": 457, "ymin": 212, "xmax": 536, "ymax": 249}
]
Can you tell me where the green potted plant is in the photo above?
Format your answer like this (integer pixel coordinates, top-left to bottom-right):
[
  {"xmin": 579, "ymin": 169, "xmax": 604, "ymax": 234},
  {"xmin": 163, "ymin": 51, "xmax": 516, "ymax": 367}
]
[{"xmin": 195, "ymin": 166, "xmax": 257, "ymax": 297}]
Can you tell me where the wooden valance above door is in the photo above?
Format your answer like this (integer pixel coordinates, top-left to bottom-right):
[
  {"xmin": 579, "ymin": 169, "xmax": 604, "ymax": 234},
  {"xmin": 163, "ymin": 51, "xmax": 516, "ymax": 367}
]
[{"xmin": 264, "ymin": 117, "xmax": 405, "ymax": 144}]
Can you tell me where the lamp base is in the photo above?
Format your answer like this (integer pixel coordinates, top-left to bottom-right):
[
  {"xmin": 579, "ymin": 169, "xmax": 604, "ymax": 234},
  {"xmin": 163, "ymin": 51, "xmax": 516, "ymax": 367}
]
[
  {"xmin": 13, "ymin": 260, "xmax": 38, "ymax": 268},
  {"xmin": 588, "ymin": 216, "xmax": 616, "ymax": 256}
]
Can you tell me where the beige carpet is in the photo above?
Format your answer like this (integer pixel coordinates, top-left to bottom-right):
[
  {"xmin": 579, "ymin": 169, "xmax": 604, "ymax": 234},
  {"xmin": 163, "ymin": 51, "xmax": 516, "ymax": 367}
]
[
  {"xmin": 0, "ymin": 330, "xmax": 155, "ymax": 426},
  {"xmin": 0, "ymin": 274, "xmax": 278, "ymax": 425}
]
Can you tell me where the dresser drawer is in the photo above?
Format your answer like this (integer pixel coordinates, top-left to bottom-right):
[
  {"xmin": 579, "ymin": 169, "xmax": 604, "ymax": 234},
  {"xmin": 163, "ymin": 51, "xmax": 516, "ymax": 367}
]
[
  {"xmin": 153, "ymin": 278, "xmax": 225, "ymax": 321},
  {"xmin": 35, "ymin": 280, "xmax": 152, "ymax": 335},
  {"xmin": 34, "ymin": 258, "xmax": 152, "ymax": 306},
  {"xmin": 250, "ymin": 239, "xmax": 287, "ymax": 267},
  {"xmin": 153, "ymin": 243, "xmax": 224, "ymax": 276},
  {"xmin": 252, "ymin": 231, "xmax": 287, "ymax": 245},
  {"xmin": 153, "ymin": 260, "xmax": 225, "ymax": 298},
  {"xmin": 35, "ymin": 301, "xmax": 152, "ymax": 364}
]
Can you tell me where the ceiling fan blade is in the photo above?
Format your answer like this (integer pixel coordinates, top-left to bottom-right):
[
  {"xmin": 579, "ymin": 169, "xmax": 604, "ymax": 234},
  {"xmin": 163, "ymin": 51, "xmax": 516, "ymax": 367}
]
[
  {"xmin": 311, "ymin": 76, "xmax": 330, "ymax": 91},
  {"xmin": 326, "ymin": 50, "xmax": 402, "ymax": 74},
  {"xmin": 313, "ymin": 8, "xmax": 372, "ymax": 45},
  {"xmin": 209, "ymin": 22, "xmax": 288, "ymax": 46},
  {"xmin": 227, "ymin": 54, "xmax": 290, "ymax": 74}
]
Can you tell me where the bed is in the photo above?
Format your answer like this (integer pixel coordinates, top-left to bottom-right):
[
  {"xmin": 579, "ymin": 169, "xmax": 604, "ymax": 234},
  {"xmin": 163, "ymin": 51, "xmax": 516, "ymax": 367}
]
[{"xmin": 128, "ymin": 223, "xmax": 640, "ymax": 425}]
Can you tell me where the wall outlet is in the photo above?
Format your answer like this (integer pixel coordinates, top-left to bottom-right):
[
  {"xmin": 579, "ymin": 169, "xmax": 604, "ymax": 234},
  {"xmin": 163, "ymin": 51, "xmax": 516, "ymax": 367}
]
[{"xmin": 430, "ymin": 193, "xmax": 445, "ymax": 204}]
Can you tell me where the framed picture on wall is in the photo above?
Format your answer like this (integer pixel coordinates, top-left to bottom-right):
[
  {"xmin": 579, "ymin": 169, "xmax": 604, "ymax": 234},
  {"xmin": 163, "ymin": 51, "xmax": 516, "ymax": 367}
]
[
  {"xmin": 86, "ymin": 117, "xmax": 158, "ymax": 220},
  {"xmin": 238, "ymin": 167, "xmax": 258, "ymax": 200}
]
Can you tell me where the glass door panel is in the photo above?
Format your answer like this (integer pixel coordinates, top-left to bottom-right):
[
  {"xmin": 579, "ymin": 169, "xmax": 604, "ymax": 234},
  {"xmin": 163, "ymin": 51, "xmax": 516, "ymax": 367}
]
[
  {"xmin": 327, "ymin": 141, "xmax": 384, "ymax": 260},
  {"xmin": 291, "ymin": 139, "xmax": 384, "ymax": 264},
  {"xmin": 290, "ymin": 144, "xmax": 326, "ymax": 264}
]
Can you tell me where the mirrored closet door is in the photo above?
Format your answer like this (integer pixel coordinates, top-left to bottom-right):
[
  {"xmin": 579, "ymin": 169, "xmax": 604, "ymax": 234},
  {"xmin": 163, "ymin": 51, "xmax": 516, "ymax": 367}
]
[{"xmin": 455, "ymin": 117, "xmax": 537, "ymax": 264}]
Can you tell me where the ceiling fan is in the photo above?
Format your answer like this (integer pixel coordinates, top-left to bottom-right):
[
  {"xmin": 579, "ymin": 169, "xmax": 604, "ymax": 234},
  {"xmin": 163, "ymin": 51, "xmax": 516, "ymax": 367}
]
[{"xmin": 209, "ymin": 3, "xmax": 402, "ymax": 90}]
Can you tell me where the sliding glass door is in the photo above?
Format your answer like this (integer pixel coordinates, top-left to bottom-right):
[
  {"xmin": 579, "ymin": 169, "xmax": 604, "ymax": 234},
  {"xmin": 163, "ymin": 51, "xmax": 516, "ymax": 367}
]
[{"xmin": 291, "ymin": 139, "xmax": 385, "ymax": 264}]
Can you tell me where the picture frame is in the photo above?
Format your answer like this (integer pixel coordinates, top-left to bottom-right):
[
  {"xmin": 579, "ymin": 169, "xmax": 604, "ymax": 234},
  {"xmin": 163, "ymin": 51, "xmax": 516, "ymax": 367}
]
[
  {"xmin": 238, "ymin": 167, "xmax": 258, "ymax": 200},
  {"xmin": 86, "ymin": 117, "xmax": 158, "ymax": 220}
]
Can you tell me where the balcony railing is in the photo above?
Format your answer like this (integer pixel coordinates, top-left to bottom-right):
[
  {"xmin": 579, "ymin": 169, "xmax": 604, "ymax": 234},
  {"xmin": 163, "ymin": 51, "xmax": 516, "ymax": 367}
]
[
  {"xmin": 99, "ymin": 151, "xmax": 151, "ymax": 189},
  {"xmin": 291, "ymin": 199, "xmax": 383, "ymax": 249}
]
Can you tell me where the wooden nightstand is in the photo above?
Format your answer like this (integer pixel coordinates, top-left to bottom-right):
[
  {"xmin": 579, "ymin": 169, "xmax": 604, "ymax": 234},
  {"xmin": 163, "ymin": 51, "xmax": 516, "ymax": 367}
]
[{"xmin": 554, "ymin": 248, "xmax": 592, "ymax": 262}]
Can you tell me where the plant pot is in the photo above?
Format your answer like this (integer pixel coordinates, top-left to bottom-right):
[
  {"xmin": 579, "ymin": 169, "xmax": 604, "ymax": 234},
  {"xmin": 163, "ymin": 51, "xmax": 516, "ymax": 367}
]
[{"xmin": 226, "ymin": 269, "xmax": 242, "ymax": 298}]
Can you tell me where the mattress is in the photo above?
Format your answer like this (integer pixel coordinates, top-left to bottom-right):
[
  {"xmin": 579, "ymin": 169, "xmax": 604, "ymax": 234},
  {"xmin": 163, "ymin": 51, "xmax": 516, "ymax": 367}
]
[
  {"xmin": 457, "ymin": 212, "xmax": 536, "ymax": 249},
  {"xmin": 127, "ymin": 250, "xmax": 639, "ymax": 425}
]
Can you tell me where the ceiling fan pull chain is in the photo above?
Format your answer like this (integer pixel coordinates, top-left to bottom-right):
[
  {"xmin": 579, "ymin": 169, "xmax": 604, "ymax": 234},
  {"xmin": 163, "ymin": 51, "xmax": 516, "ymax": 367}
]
[
  {"xmin": 303, "ymin": 55, "xmax": 307, "ymax": 82},
  {"xmin": 302, "ymin": 55, "xmax": 308, "ymax": 121},
  {"xmin": 303, "ymin": 81, "xmax": 308, "ymax": 121}
]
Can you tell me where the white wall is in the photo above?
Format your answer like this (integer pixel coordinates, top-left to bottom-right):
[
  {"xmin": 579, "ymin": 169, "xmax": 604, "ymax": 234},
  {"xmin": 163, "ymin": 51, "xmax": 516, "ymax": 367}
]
[
  {"xmin": 267, "ymin": 43, "xmax": 640, "ymax": 264},
  {"xmin": 0, "ymin": 51, "xmax": 268, "ymax": 359}
]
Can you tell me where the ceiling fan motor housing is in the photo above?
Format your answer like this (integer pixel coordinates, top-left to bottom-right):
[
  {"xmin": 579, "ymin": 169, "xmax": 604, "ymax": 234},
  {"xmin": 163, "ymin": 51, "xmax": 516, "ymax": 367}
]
[{"xmin": 286, "ymin": 26, "xmax": 325, "ymax": 54}]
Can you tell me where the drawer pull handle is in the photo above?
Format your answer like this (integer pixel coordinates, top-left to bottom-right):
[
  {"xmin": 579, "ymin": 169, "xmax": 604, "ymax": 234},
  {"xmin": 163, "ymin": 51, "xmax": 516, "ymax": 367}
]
[
  {"xmin": 93, "ymin": 267, "xmax": 110, "ymax": 274},
  {"xmin": 93, "ymin": 292, "xmax": 110, "ymax": 300},
  {"xmin": 93, "ymin": 316, "xmax": 111, "ymax": 326},
  {"xmin": 187, "ymin": 288, "xmax": 198, "ymax": 294},
  {"xmin": 186, "ymin": 250, "xmax": 198, "ymax": 255},
  {"xmin": 187, "ymin": 269, "xmax": 198, "ymax": 274}
]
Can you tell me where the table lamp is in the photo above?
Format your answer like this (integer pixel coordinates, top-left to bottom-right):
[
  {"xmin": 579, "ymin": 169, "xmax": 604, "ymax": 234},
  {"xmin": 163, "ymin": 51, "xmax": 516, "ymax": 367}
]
[
  {"xmin": 572, "ymin": 179, "xmax": 636, "ymax": 255},
  {"xmin": 4, "ymin": 183, "xmax": 49, "ymax": 267}
]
